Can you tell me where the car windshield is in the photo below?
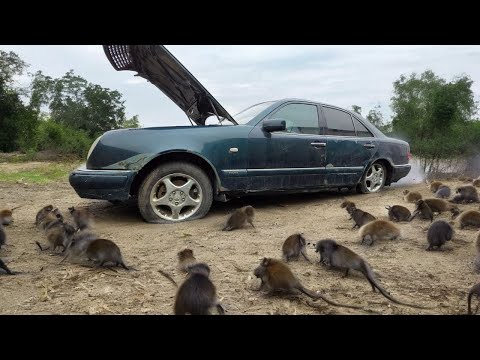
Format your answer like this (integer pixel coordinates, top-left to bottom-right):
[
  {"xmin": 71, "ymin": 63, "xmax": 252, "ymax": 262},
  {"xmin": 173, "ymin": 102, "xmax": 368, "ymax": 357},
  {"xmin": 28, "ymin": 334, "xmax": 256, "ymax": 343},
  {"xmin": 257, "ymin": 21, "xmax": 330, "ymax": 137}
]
[{"xmin": 233, "ymin": 101, "xmax": 277, "ymax": 125}]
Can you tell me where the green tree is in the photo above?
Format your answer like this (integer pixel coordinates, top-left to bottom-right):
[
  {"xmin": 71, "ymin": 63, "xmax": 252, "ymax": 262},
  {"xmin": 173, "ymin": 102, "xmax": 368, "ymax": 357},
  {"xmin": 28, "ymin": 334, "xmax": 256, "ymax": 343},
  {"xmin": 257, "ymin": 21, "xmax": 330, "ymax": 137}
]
[
  {"xmin": 351, "ymin": 105, "xmax": 362, "ymax": 115},
  {"xmin": 366, "ymin": 105, "xmax": 384, "ymax": 128},
  {"xmin": 390, "ymin": 70, "xmax": 478, "ymax": 173},
  {"xmin": 121, "ymin": 115, "xmax": 141, "ymax": 129}
]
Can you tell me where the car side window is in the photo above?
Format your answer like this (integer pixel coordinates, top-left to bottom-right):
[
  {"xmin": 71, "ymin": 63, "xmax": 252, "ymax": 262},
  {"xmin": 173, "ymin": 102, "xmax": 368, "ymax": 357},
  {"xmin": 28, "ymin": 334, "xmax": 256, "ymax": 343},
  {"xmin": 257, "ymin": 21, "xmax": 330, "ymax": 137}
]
[
  {"xmin": 270, "ymin": 103, "xmax": 320, "ymax": 135},
  {"xmin": 323, "ymin": 107, "xmax": 356, "ymax": 137},
  {"xmin": 353, "ymin": 117, "xmax": 374, "ymax": 137}
]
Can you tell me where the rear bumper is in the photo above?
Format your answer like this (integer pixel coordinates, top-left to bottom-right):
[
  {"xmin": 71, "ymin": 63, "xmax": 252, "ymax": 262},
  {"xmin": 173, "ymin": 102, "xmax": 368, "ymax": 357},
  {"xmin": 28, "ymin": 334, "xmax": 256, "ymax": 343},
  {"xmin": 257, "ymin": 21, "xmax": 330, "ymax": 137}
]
[
  {"xmin": 391, "ymin": 164, "xmax": 411, "ymax": 182},
  {"xmin": 69, "ymin": 165, "xmax": 137, "ymax": 201}
]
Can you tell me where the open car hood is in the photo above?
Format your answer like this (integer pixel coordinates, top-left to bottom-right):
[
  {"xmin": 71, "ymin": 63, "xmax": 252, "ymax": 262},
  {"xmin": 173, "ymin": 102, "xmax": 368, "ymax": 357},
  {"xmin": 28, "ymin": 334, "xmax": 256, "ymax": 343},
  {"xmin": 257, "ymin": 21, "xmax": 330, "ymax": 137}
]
[{"xmin": 103, "ymin": 45, "xmax": 236, "ymax": 126}]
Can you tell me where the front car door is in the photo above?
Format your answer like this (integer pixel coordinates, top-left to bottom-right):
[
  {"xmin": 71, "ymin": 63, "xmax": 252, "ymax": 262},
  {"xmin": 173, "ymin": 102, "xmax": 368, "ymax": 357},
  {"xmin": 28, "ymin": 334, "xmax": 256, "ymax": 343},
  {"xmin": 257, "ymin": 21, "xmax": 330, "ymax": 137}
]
[
  {"xmin": 247, "ymin": 102, "xmax": 328, "ymax": 191},
  {"xmin": 322, "ymin": 106, "xmax": 377, "ymax": 186}
]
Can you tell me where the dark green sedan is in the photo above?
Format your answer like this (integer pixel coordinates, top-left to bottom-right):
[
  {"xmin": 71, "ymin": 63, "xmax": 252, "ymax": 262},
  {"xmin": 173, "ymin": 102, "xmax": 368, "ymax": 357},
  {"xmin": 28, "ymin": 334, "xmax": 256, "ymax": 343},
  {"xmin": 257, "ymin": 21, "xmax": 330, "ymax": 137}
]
[{"xmin": 69, "ymin": 45, "xmax": 412, "ymax": 224}]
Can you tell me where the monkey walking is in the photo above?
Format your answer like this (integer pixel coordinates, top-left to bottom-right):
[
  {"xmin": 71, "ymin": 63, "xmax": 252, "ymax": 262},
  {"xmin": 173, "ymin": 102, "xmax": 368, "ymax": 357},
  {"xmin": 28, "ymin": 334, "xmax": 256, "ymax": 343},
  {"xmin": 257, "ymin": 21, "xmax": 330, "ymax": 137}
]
[
  {"xmin": 451, "ymin": 210, "xmax": 480, "ymax": 230},
  {"xmin": 435, "ymin": 185, "xmax": 451, "ymax": 199},
  {"xmin": 177, "ymin": 248, "xmax": 197, "ymax": 272},
  {"xmin": 468, "ymin": 282, "xmax": 480, "ymax": 315},
  {"xmin": 409, "ymin": 200, "xmax": 434, "ymax": 222},
  {"xmin": 314, "ymin": 239, "xmax": 430, "ymax": 309},
  {"xmin": 59, "ymin": 229, "xmax": 98, "ymax": 264},
  {"xmin": 253, "ymin": 257, "xmax": 364, "ymax": 310},
  {"xmin": 174, "ymin": 263, "xmax": 225, "ymax": 315},
  {"xmin": 345, "ymin": 204, "xmax": 376, "ymax": 229},
  {"xmin": 282, "ymin": 233, "xmax": 311, "ymax": 262},
  {"xmin": 222, "ymin": 206, "xmax": 255, "ymax": 231}
]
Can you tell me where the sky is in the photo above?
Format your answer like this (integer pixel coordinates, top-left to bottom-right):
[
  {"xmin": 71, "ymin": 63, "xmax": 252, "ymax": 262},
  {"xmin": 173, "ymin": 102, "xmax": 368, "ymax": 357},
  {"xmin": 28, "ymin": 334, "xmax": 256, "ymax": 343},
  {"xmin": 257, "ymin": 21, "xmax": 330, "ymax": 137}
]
[{"xmin": 1, "ymin": 45, "xmax": 480, "ymax": 127}]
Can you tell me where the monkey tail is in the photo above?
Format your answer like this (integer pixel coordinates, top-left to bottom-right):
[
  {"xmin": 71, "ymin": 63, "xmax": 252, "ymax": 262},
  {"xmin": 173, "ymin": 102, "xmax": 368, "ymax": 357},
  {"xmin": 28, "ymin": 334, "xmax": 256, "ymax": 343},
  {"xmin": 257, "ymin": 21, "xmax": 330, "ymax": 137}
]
[
  {"xmin": 298, "ymin": 285, "xmax": 364, "ymax": 310},
  {"xmin": 158, "ymin": 269, "xmax": 178, "ymax": 287},
  {"xmin": 363, "ymin": 264, "xmax": 431, "ymax": 310}
]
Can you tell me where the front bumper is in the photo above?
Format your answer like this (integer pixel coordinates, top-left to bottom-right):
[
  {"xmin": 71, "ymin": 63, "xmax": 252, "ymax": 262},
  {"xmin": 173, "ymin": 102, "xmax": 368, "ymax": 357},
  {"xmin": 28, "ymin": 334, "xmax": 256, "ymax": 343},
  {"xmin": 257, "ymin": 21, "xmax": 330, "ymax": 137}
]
[
  {"xmin": 391, "ymin": 164, "xmax": 412, "ymax": 182},
  {"xmin": 69, "ymin": 165, "xmax": 137, "ymax": 201}
]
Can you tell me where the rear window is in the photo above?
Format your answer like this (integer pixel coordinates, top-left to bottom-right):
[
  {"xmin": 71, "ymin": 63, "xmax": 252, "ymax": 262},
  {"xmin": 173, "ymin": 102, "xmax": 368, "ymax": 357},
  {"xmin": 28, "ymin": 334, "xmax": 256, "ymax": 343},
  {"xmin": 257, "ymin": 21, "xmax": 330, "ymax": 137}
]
[
  {"xmin": 323, "ymin": 107, "xmax": 356, "ymax": 137},
  {"xmin": 353, "ymin": 117, "xmax": 373, "ymax": 137}
]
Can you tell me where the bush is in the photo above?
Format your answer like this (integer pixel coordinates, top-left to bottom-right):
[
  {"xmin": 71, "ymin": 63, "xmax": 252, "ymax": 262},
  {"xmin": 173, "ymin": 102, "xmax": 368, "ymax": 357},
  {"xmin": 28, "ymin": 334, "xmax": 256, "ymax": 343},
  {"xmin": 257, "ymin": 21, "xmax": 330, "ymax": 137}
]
[{"xmin": 24, "ymin": 119, "xmax": 94, "ymax": 158}]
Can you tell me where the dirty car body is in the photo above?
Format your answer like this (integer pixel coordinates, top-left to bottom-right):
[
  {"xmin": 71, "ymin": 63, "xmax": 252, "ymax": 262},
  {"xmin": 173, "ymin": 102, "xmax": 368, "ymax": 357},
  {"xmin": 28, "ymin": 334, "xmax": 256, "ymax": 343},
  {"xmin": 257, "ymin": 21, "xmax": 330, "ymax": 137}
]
[{"xmin": 69, "ymin": 45, "xmax": 411, "ymax": 223}]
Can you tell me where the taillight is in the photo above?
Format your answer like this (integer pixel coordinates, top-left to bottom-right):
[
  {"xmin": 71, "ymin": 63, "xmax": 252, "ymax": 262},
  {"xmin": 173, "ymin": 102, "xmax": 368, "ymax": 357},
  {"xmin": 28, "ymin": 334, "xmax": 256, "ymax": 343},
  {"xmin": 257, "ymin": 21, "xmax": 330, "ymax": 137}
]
[{"xmin": 407, "ymin": 145, "xmax": 412, "ymax": 161}]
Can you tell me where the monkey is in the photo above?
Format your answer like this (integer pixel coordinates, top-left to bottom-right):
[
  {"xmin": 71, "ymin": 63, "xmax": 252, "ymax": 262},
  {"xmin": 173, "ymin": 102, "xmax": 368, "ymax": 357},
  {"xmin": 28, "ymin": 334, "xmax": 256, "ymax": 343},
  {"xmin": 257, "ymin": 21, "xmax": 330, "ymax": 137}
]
[
  {"xmin": 174, "ymin": 263, "xmax": 225, "ymax": 315},
  {"xmin": 426, "ymin": 220, "xmax": 454, "ymax": 251},
  {"xmin": 340, "ymin": 200, "xmax": 355, "ymax": 209},
  {"xmin": 359, "ymin": 220, "xmax": 401, "ymax": 246},
  {"xmin": 473, "ymin": 179, "xmax": 480, "ymax": 188},
  {"xmin": 452, "ymin": 210, "xmax": 480, "ymax": 230},
  {"xmin": 467, "ymin": 282, "xmax": 480, "ymax": 315},
  {"xmin": 0, "ymin": 258, "xmax": 14, "ymax": 275},
  {"xmin": 35, "ymin": 205, "xmax": 54, "ymax": 227},
  {"xmin": 345, "ymin": 204, "xmax": 376, "ymax": 229},
  {"xmin": 409, "ymin": 199, "xmax": 434, "ymax": 222},
  {"xmin": 177, "ymin": 248, "xmax": 197, "ymax": 272},
  {"xmin": 427, "ymin": 180, "xmax": 443, "ymax": 193},
  {"xmin": 253, "ymin": 257, "xmax": 364, "ymax": 310},
  {"xmin": 38, "ymin": 212, "xmax": 74, "ymax": 253},
  {"xmin": 423, "ymin": 198, "xmax": 458, "ymax": 214},
  {"xmin": 59, "ymin": 229, "xmax": 98, "ymax": 264},
  {"xmin": 85, "ymin": 239, "xmax": 129, "ymax": 270},
  {"xmin": 450, "ymin": 207, "xmax": 462, "ymax": 220},
  {"xmin": 282, "ymin": 233, "xmax": 311, "ymax": 262},
  {"xmin": 403, "ymin": 190, "xmax": 422, "ymax": 203},
  {"xmin": 456, "ymin": 185, "xmax": 479, "ymax": 203},
  {"xmin": 385, "ymin": 205, "xmax": 411, "ymax": 222},
  {"xmin": 222, "ymin": 205, "xmax": 255, "ymax": 231},
  {"xmin": 68, "ymin": 206, "xmax": 93, "ymax": 230},
  {"xmin": 0, "ymin": 224, "xmax": 5, "ymax": 249},
  {"xmin": 474, "ymin": 231, "xmax": 480, "ymax": 273},
  {"xmin": 435, "ymin": 185, "xmax": 451, "ymax": 199},
  {"xmin": 449, "ymin": 195, "xmax": 470, "ymax": 204},
  {"xmin": 52, "ymin": 208, "xmax": 64, "ymax": 222},
  {"xmin": 314, "ymin": 239, "xmax": 430, "ymax": 309},
  {"xmin": 0, "ymin": 209, "xmax": 13, "ymax": 226}
]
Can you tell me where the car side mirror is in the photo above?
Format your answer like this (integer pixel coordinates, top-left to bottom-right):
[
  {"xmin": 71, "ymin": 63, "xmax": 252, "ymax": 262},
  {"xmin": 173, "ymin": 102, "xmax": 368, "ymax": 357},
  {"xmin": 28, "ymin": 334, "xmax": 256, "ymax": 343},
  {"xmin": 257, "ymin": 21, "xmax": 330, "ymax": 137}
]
[{"xmin": 262, "ymin": 119, "xmax": 286, "ymax": 133}]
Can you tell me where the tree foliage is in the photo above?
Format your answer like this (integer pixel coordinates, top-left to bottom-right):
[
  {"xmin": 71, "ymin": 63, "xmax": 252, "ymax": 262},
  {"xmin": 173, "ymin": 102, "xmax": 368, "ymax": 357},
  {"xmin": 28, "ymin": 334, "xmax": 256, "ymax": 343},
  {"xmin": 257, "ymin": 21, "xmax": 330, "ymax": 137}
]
[
  {"xmin": 351, "ymin": 105, "xmax": 362, "ymax": 115},
  {"xmin": 391, "ymin": 70, "xmax": 478, "ymax": 172}
]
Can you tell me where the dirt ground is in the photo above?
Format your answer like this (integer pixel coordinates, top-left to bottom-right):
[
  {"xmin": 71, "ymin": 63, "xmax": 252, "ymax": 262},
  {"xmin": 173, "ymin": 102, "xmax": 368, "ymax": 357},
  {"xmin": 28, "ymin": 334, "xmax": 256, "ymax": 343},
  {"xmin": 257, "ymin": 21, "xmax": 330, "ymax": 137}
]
[{"xmin": 1, "ymin": 164, "xmax": 480, "ymax": 315}]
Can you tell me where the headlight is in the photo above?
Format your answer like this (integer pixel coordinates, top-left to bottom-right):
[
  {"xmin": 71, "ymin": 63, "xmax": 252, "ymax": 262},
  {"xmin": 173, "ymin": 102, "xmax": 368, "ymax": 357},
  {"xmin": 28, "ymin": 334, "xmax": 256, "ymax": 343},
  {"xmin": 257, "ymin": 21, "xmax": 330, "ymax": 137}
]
[{"xmin": 87, "ymin": 135, "xmax": 102, "ymax": 160}]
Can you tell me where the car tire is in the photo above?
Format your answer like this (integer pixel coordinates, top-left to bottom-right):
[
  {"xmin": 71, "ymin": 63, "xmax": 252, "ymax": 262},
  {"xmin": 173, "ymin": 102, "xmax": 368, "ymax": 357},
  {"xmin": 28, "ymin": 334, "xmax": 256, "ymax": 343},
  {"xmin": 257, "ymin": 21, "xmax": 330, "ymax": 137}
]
[
  {"xmin": 138, "ymin": 162, "xmax": 213, "ymax": 224},
  {"xmin": 357, "ymin": 161, "xmax": 386, "ymax": 194}
]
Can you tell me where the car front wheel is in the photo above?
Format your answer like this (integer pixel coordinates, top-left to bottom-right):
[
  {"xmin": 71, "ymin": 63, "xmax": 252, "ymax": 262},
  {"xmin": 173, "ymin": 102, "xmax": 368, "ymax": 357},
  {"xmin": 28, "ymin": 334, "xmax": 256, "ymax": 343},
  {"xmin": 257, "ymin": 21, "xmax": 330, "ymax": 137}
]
[
  {"xmin": 357, "ymin": 162, "xmax": 386, "ymax": 194},
  {"xmin": 138, "ymin": 162, "xmax": 213, "ymax": 223}
]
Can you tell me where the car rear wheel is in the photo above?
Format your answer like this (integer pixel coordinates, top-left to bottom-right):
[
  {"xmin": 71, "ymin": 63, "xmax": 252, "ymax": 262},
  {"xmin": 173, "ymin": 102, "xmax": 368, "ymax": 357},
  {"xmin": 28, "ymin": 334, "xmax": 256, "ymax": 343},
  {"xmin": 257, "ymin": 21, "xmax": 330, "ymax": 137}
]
[
  {"xmin": 357, "ymin": 162, "xmax": 386, "ymax": 194},
  {"xmin": 138, "ymin": 162, "xmax": 213, "ymax": 223}
]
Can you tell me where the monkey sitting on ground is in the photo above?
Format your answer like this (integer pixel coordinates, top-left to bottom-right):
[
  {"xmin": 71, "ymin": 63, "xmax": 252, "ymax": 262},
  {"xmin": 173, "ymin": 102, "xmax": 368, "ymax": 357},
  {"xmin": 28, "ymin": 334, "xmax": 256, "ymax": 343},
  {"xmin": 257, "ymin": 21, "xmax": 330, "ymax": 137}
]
[
  {"xmin": 282, "ymin": 233, "xmax": 311, "ymax": 262},
  {"xmin": 409, "ymin": 200, "xmax": 434, "ymax": 222},
  {"xmin": 435, "ymin": 185, "xmax": 451, "ymax": 199},
  {"xmin": 68, "ymin": 206, "xmax": 93, "ymax": 230},
  {"xmin": 450, "ymin": 195, "xmax": 470, "ymax": 204},
  {"xmin": 0, "ymin": 209, "xmax": 13, "ymax": 226},
  {"xmin": 403, "ymin": 190, "xmax": 422, "ymax": 203},
  {"xmin": 345, "ymin": 204, "xmax": 376, "ymax": 229},
  {"xmin": 38, "ymin": 212, "xmax": 75, "ymax": 253},
  {"xmin": 456, "ymin": 185, "xmax": 479, "ymax": 203},
  {"xmin": 426, "ymin": 220, "xmax": 454, "ymax": 251},
  {"xmin": 385, "ymin": 205, "xmax": 411, "ymax": 222},
  {"xmin": 468, "ymin": 282, "xmax": 480, "ymax": 315},
  {"xmin": 427, "ymin": 180, "xmax": 443, "ymax": 193},
  {"xmin": 314, "ymin": 239, "xmax": 429, "ymax": 309},
  {"xmin": 35, "ymin": 205, "xmax": 54, "ymax": 227},
  {"xmin": 174, "ymin": 263, "xmax": 225, "ymax": 315},
  {"xmin": 222, "ymin": 205, "xmax": 255, "ymax": 231},
  {"xmin": 340, "ymin": 200, "xmax": 355, "ymax": 209},
  {"xmin": 423, "ymin": 198, "xmax": 458, "ymax": 214},
  {"xmin": 451, "ymin": 210, "xmax": 480, "ymax": 230},
  {"xmin": 177, "ymin": 248, "xmax": 197, "ymax": 272},
  {"xmin": 253, "ymin": 257, "xmax": 364, "ymax": 310},
  {"xmin": 59, "ymin": 229, "xmax": 98, "ymax": 264},
  {"xmin": 359, "ymin": 220, "xmax": 401, "ymax": 246},
  {"xmin": 0, "ymin": 258, "xmax": 15, "ymax": 275}
]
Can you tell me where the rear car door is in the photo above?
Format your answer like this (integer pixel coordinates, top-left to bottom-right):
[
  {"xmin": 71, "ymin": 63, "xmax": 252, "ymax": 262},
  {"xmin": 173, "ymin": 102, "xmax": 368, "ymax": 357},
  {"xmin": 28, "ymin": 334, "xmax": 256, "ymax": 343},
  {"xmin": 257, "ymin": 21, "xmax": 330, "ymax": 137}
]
[
  {"xmin": 322, "ymin": 106, "xmax": 377, "ymax": 186},
  {"xmin": 247, "ymin": 102, "xmax": 328, "ymax": 190}
]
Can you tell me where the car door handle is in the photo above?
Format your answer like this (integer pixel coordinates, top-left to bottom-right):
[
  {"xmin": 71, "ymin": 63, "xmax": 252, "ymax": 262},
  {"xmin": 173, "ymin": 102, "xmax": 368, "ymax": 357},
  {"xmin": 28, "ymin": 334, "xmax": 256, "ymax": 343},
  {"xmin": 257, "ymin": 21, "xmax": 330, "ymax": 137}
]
[
  {"xmin": 311, "ymin": 142, "xmax": 326, "ymax": 148},
  {"xmin": 363, "ymin": 143, "xmax": 376, "ymax": 149}
]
